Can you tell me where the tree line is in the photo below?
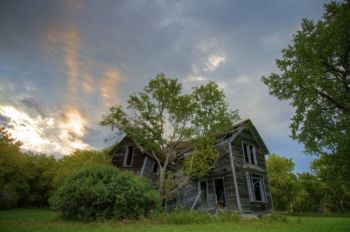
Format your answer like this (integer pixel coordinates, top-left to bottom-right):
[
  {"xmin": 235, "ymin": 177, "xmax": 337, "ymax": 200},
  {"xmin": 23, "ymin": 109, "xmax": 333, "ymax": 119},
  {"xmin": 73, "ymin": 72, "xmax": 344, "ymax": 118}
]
[
  {"xmin": 1, "ymin": 125, "xmax": 349, "ymax": 213},
  {"xmin": 0, "ymin": 126, "xmax": 110, "ymax": 209},
  {"xmin": 267, "ymin": 153, "xmax": 350, "ymax": 213}
]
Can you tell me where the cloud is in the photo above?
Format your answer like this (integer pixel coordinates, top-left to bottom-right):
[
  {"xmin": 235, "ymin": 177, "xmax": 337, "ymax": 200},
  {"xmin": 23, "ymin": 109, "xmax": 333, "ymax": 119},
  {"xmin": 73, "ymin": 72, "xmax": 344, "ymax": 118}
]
[
  {"xmin": 204, "ymin": 53, "xmax": 225, "ymax": 72},
  {"xmin": 187, "ymin": 75, "xmax": 207, "ymax": 82},
  {"xmin": 0, "ymin": 104, "xmax": 92, "ymax": 155},
  {"xmin": 100, "ymin": 68, "xmax": 123, "ymax": 107},
  {"xmin": 226, "ymin": 74, "xmax": 293, "ymax": 139},
  {"xmin": 19, "ymin": 96, "xmax": 46, "ymax": 117},
  {"xmin": 43, "ymin": 24, "xmax": 95, "ymax": 100},
  {"xmin": 59, "ymin": 106, "xmax": 87, "ymax": 138}
]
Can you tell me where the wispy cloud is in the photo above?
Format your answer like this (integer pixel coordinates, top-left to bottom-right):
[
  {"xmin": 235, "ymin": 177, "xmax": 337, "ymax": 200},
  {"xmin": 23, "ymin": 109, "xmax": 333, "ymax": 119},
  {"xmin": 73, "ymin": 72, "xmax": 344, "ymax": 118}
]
[
  {"xmin": 44, "ymin": 25, "xmax": 94, "ymax": 99},
  {"xmin": 100, "ymin": 68, "xmax": 123, "ymax": 107}
]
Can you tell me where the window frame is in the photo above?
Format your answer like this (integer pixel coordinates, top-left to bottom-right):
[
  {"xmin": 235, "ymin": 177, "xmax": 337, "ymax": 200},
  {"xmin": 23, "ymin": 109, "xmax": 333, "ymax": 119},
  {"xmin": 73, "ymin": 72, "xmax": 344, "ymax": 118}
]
[
  {"xmin": 242, "ymin": 141, "xmax": 257, "ymax": 165},
  {"xmin": 197, "ymin": 179, "xmax": 209, "ymax": 203},
  {"xmin": 123, "ymin": 146, "xmax": 134, "ymax": 167},
  {"xmin": 246, "ymin": 172, "xmax": 266, "ymax": 203}
]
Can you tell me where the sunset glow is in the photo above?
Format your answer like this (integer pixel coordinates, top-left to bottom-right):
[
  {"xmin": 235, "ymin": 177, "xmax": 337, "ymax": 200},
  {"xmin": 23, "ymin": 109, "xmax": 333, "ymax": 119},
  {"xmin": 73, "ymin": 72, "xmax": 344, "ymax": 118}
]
[{"xmin": 0, "ymin": 105, "xmax": 91, "ymax": 155}]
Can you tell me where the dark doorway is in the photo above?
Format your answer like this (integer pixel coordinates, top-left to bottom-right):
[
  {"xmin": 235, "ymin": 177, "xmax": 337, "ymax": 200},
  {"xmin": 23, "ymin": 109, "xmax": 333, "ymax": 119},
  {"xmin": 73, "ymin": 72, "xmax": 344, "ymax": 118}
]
[{"xmin": 214, "ymin": 178, "xmax": 226, "ymax": 208}]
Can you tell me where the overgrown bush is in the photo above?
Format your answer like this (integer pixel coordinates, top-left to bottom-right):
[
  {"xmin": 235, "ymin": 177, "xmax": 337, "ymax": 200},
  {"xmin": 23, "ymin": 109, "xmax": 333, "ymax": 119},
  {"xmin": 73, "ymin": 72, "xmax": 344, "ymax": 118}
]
[{"xmin": 49, "ymin": 165, "xmax": 161, "ymax": 221}]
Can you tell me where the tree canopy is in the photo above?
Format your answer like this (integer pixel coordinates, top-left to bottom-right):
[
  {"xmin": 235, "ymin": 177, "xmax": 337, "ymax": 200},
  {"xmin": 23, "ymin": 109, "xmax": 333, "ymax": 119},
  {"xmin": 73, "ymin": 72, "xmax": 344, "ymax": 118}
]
[
  {"xmin": 101, "ymin": 74, "xmax": 239, "ymax": 197},
  {"xmin": 266, "ymin": 154, "xmax": 297, "ymax": 211},
  {"xmin": 262, "ymin": 1, "xmax": 350, "ymax": 155}
]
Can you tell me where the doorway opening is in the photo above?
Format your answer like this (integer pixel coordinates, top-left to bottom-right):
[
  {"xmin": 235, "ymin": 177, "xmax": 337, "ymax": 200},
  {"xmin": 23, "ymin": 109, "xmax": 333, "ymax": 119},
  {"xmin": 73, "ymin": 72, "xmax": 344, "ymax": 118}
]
[{"xmin": 214, "ymin": 178, "xmax": 226, "ymax": 208}]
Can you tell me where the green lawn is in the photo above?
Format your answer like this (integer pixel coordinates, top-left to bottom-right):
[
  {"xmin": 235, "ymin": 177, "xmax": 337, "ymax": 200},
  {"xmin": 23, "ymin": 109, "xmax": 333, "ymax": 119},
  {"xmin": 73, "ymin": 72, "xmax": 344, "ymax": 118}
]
[{"xmin": 0, "ymin": 209, "xmax": 349, "ymax": 232}]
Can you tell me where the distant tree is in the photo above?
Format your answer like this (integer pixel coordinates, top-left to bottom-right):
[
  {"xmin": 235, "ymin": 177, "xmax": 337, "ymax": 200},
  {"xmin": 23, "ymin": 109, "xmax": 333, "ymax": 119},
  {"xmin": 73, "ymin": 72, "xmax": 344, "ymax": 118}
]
[
  {"xmin": 25, "ymin": 154, "xmax": 59, "ymax": 206},
  {"xmin": 266, "ymin": 154, "xmax": 297, "ymax": 211},
  {"xmin": 0, "ymin": 126, "xmax": 62, "ymax": 208},
  {"xmin": 311, "ymin": 153, "xmax": 350, "ymax": 213},
  {"xmin": 262, "ymin": 1, "xmax": 350, "ymax": 155},
  {"xmin": 292, "ymin": 172, "xmax": 325, "ymax": 213},
  {"xmin": 0, "ymin": 127, "xmax": 27, "ymax": 208},
  {"xmin": 52, "ymin": 149, "xmax": 110, "ymax": 189},
  {"xmin": 101, "ymin": 74, "xmax": 239, "ymax": 199}
]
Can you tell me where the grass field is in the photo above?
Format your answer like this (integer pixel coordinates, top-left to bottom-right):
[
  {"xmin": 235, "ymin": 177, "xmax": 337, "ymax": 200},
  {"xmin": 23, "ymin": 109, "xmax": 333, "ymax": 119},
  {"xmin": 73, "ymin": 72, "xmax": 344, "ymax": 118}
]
[{"xmin": 0, "ymin": 209, "xmax": 349, "ymax": 232}]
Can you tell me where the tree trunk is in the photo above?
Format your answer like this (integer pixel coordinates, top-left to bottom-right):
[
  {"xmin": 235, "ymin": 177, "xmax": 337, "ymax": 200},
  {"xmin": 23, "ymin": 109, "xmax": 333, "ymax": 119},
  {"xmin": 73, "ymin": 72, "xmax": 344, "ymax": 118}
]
[{"xmin": 158, "ymin": 167, "xmax": 166, "ymax": 196}]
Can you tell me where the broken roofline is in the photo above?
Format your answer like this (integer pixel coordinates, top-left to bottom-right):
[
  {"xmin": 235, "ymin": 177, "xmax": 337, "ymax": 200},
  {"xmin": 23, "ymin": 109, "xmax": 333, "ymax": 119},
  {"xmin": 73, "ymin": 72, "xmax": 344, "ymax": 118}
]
[
  {"xmin": 175, "ymin": 119, "xmax": 270, "ymax": 159},
  {"xmin": 110, "ymin": 119, "xmax": 270, "ymax": 160}
]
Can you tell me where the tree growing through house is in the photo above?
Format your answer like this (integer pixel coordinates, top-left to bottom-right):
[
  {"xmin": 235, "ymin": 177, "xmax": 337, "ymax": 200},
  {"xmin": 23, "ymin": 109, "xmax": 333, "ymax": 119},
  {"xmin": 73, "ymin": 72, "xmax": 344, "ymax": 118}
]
[{"xmin": 101, "ymin": 74, "xmax": 239, "ymax": 200}]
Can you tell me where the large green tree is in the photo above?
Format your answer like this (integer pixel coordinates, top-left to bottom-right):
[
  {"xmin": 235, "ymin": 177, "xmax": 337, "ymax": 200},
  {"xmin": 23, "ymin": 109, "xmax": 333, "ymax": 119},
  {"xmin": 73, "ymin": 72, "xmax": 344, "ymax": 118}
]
[
  {"xmin": 262, "ymin": 1, "xmax": 350, "ymax": 155},
  {"xmin": 101, "ymin": 74, "xmax": 239, "ymax": 198}
]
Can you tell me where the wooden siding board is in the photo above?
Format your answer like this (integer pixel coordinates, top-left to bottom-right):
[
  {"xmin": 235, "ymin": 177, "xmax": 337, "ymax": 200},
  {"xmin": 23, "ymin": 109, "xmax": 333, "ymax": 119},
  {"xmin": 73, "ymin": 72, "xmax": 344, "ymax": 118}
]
[
  {"xmin": 230, "ymin": 130, "xmax": 273, "ymax": 212},
  {"xmin": 111, "ymin": 137, "xmax": 159, "ymax": 182}
]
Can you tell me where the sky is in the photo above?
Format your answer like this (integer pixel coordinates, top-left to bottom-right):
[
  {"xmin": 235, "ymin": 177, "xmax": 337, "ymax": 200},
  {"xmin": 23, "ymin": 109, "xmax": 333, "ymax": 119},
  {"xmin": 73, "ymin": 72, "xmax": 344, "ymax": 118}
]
[{"xmin": 0, "ymin": 0, "xmax": 329, "ymax": 172}]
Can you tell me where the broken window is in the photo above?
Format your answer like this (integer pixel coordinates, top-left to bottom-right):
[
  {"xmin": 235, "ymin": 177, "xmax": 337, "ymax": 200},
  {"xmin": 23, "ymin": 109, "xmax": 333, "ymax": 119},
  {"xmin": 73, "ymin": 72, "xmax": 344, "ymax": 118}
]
[
  {"xmin": 124, "ymin": 146, "xmax": 134, "ymax": 167},
  {"xmin": 250, "ymin": 174, "xmax": 265, "ymax": 202},
  {"xmin": 243, "ymin": 142, "xmax": 257, "ymax": 165},
  {"xmin": 198, "ymin": 180, "xmax": 208, "ymax": 202},
  {"xmin": 152, "ymin": 162, "xmax": 158, "ymax": 173}
]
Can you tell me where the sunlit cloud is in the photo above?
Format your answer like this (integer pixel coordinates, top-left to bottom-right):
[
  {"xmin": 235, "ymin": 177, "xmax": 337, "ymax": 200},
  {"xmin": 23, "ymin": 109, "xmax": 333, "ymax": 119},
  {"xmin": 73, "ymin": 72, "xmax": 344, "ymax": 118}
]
[
  {"xmin": 43, "ymin": 25, "xmax": 94, "ymax": 99},
  {"xmin": 63, "ymin": 25, "xmax": 80, "ymax": 97},
  {"xmin": 204, "ymin": 53, "xmax": 225, "ymax": 72},
  {"xmin": 59, "ymin": 106, "xmax": 87, "ymax": 137},
  {"xmin": 187, "ymin": 75, "xmax": 207, "ymax": 82},
  {"xmin": 100, "ymin": 68, "xmax": 123, "ymax": 106},
  {"xmin": 0, "ymin": 104, "xmax": 92, "ymax": 155}
]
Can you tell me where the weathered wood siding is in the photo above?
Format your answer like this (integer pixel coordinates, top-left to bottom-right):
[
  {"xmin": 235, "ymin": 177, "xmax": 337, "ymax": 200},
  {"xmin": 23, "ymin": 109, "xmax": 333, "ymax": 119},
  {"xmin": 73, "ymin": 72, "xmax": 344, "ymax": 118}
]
[
  {"xmin": 141, "ymin": 157, "xmax": 159, "ymax": 182},
  {"xmin": 174, "ymin": 128, "xmax": 273, "ymax": 213},
  {"xmin": 111, "ymin": 138, "xmax": 158, "ymax": 181},
  {"xmin": 231, "ymin": 128, "xmax": 273, "ymax": 213},
  {"xmin": 174, "ymin": 150, "xmax": 239, "ymax": 212},
  {"xmin": 111, "ymin": 126, "xmax": 273, "ymax": 214}
]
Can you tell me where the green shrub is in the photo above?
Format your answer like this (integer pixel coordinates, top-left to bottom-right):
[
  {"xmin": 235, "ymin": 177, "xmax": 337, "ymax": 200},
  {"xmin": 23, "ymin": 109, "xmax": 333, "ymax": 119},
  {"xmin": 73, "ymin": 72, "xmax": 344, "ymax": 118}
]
[{"xmin": 49, "ymin": 165, "xmax": 161, "ymax": 221}]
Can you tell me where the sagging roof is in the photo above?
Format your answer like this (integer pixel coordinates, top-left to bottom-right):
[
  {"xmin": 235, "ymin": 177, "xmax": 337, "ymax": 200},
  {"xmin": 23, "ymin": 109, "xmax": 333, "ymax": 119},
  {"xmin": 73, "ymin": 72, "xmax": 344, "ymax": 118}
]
[
  {"xmin": 110, "ymin": 119, "xmax": 270, "ymax": 161},
  {"xmin": 174, "ymin": 119, "xmax": 270, "ymax": 159}
]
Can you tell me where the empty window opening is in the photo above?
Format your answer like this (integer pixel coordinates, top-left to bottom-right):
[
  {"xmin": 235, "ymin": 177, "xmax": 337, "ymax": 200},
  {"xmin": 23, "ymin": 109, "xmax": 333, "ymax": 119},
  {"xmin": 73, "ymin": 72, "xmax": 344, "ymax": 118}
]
[
  {"xmin": 251, "ymin": 174, "xmax": 264, "ymax": 202},
  {"xmin": 243, "ymin": 142, "xmax": 257, "ymax": 165},
  {"xmin": 152, "ymin": 162, "xmax": 158, "ymax": 173},
  {"xmin": 198, "ymin": 180, "xmax": 208, "ymax": 202},
  {"xmin": 124, "ymin": 146, "xmax": 134, "ymax": 166}
]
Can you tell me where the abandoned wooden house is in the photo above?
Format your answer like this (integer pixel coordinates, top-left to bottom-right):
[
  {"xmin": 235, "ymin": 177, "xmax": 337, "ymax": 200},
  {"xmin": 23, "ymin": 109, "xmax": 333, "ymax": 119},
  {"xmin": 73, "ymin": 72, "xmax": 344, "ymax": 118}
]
[{"xmin": 110, "ymin": 119, "xmax": 273, "ymax": 214}]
